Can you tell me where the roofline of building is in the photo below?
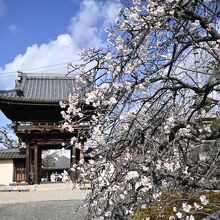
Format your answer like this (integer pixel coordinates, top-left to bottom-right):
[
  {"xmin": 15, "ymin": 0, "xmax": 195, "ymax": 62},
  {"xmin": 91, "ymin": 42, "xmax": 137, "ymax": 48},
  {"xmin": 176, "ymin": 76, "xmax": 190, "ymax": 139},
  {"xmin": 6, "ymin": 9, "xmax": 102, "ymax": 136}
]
[
  {"xmin": 0, "ymin": 73, "xmax": 79, "ymax": 104},
  {"xmin": 0, "ymin": 98, "xmax": 60, "ymax": 106},
  {"xmin": 0, "ymin": 148, "xmax": 26, "ymax": 159},
  {"xmin": 17, "ymin": 71, "xmax": 76, "ymax": 79},
  {"xmin": 0, "ymin": 157, "xmax": 26, "ymax": 160}
]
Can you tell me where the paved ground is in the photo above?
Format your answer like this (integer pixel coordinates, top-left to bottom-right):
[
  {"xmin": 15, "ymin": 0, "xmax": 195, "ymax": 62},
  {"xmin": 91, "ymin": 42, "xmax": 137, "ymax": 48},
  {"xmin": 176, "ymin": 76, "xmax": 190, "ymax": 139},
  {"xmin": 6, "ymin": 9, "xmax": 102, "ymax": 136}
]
[
  {"xmin": 0, "ymin": 200, "xmax": 86, "ymax": 220},
  {"xmin": 0, "ymin": 189, "xmax": 89, "ymax": 204},
  {"xmin": 0, "ymin": 185, "xmax": 89, "ymax": 220}
]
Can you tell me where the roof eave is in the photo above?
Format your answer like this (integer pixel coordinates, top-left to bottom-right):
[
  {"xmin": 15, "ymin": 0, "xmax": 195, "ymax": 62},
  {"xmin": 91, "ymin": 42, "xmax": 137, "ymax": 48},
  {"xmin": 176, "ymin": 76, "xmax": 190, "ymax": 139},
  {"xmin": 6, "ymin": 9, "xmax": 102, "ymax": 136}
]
[{"xmin": 0, "ymin": 98, "xmax": 61, "ymax": 106}]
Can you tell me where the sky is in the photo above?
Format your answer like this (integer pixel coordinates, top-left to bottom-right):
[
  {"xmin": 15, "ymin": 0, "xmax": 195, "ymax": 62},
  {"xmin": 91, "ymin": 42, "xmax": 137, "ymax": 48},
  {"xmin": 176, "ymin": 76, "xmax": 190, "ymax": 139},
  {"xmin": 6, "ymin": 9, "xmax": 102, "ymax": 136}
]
[{"xmin": 0, "ymin": 0, "xmax": 120, "ymax": 127}]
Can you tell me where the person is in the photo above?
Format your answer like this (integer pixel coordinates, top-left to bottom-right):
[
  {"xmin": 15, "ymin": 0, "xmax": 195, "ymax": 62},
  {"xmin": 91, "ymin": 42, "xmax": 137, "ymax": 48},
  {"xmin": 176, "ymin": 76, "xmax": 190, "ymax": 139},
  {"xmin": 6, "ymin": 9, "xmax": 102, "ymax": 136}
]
[
  {"xmin": 58, "ymin": 173, "xmax": 62, "ymax": 181},
  {"xmin": 55, "ymin": 172, "xmax": 58, "ymax": 181},
  {"xmin": 50, "ymin": 173, "xmax": 55, "ymax": 182},
  {"xmin": 62, "ymin": 170, "xmax": 69, "ymax": 183}
]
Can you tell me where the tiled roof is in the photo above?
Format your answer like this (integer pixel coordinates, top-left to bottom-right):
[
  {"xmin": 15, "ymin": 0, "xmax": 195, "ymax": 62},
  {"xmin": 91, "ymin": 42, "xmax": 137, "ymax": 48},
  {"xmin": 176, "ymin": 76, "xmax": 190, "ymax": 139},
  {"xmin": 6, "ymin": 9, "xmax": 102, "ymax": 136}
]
[
  {"xmin": 0, "ymin": 73, "xmax": 83, "ymax": 103},
  {"xmin": 0, "ymin": 148, "xmax": 26, "ymax": 159}
]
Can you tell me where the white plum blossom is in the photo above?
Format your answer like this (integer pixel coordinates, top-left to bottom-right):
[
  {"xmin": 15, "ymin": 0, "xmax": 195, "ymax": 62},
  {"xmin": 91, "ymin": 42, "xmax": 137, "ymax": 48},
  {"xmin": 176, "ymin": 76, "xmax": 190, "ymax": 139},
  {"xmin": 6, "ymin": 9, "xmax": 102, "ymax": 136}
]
[
  {"xmin": 176, "ymin": 212, "xmax": 182, "ymax": 219},
  {"xmin": 60, "ymin": 0, "xmax": 220, "ymax": 219},
  {"xmin": 70, "ymin": 137, "xmax": 77, "ymax": 145},
  {"xmin": 125, "ymin": 171, "xmax": 139, "ymax": 180},
  {"xmin": 133, "ymin": 0, "xmax": 141, "ymax": 5},
  {"xmin": 99, "ymin": 83, "xmax": 110, "ymax": 91},
  {"xmin": 142, "ymin": 165, "xmax": 148, "ymax": 171},
  {"xmin": 199, "ymin": 152, "xmax": 208, "ymax": 161},
  {"xmin": 59, "ymin": 101, "xmax": 67, "ymax": 108},
  {"xmin": 164, "ymin": 125, "xmax": 171, "ymax": 134},
  {"xmin": 152, "ymin": 192, "xmax": 161, "ymax": 200},
  {"xmin": 183, "ymin": 166, "xmax": 190, "ymax": 175},
  {"xmin": 156, "ymin": 160, "xmax": 162, "ymax": 170},
  {"xmin": 164, "ymin": 160, "xmax": 175, "ymax": 172},
  {"xmin": 182, "ymin": 203, "xmax": 192, "ymax": 213},
  {"xmin": 108, "ymin": 96, "xmax": 117, "ymax": 105},
  {"xmin": 75, "ymin": 142, "xmax": 82, "ymax": 149},
  {"xmin": 104, "ymin": 211, "xmax": 111, "ymax": 217},
  {"xmin": 193, "ymin": 20, "xmax": 200, "ymax": 25},
  {"xmin": 141, "ymin": 176, "xmax": 152, "ymax": 189},
  {"xmin": 115, "ymin": 36, "xmax": 123, "ymax": 45},
  {"xmin": 85, "ymin": 91, "xmax": 99, "ymax": 104},
  {"xmin": 129, "ymin": 12, "xmax": 139, "ymax": 21},
  {"xmin": 124, "ymin": 152, "xmax": 132, "ymax": 161},
  {"xmin": 105, "ymin": 53, "xmax": 112, "ymax": 62},
  {"xmin": 200, "ymin": 195, "xmax": 209, "ymax": 205},
  {"xmin": 166, "ymin": 117, "xmax": 175, "ymax": 127},
  {"xmin": 194, "ymin": 202, "xmax": 202, "ymax": 210},
  {"xmin": 186, "ymin": 215, "xmax": 195, "ymax": 220},
  {"xmin": 119, "ymin": 194, "xmax": 126, "ymax": 199},
  {"xmin": 179, "ymin": 127, "xmax": 191, "ymax": 137},
  {"xmin": 120, "ymin": 20, "xmax": 129, "ymax": 31}
]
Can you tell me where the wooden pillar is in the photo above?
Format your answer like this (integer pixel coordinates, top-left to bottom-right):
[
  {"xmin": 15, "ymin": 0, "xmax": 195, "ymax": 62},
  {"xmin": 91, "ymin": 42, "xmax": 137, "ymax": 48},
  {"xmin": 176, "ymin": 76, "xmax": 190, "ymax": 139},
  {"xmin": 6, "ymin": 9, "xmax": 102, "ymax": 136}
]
[
  {"xmin": 39, "ymin": 149, "xmax": 41, "ymax": 183},
  {"xmin": 80, "ymin": 142, "xmax": 84, "ymax": 161},
  {"xmin": 70, "ymin": 144, "xmax": 77, "ymax": 183},
  {"xmin": 34, "ymin": 142, "xmax": 40, "ymax": 184},
  {"xmin": 26, "ymin": 144, "xmax": 30, "ymax": 184}
]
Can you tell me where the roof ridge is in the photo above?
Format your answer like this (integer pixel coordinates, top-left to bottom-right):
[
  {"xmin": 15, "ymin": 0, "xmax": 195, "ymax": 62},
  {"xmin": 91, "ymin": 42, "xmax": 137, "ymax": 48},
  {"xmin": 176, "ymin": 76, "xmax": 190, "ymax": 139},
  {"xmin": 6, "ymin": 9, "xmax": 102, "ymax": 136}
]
[
  {"xmin": 0, "ymin": 89, "xmax": 17, "ymax": 93},
  {"xmin": 0, "ymin": 148, "xmax": 23, "ymax": 152},
  {"xmin": 26, "ymin": 76, "xmax": 76, "ymax": 79},
  {"xmin": 0, "ymin": 72, "xmax": 81, "ymax": 103},
  {"xmin": 18, "ymin": 72, "xmax": 75, "ymax": 79}
]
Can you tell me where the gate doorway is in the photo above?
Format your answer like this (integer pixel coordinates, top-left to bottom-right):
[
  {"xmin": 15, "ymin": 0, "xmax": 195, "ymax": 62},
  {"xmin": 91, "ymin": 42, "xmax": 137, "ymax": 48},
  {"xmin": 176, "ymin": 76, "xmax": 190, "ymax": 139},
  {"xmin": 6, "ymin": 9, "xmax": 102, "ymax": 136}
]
[
  {"xmin": 14, "ymin": 159, "xmax": 26, "ymax": 182},
  {"xmin": 26, "ymin": 142, "xmax": 83, "ymax": 184},
  {"xmin": 41, "ymin": 149, "xmax": 71, "ymax": 183}
]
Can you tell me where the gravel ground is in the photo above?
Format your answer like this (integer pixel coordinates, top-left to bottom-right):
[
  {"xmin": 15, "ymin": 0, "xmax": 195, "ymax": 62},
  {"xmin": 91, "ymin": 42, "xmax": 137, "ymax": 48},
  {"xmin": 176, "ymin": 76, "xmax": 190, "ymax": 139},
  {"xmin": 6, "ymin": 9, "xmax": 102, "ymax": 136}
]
[{"xmin": 0, "ymin": 200, "xmax": 86, "ymax": 220}]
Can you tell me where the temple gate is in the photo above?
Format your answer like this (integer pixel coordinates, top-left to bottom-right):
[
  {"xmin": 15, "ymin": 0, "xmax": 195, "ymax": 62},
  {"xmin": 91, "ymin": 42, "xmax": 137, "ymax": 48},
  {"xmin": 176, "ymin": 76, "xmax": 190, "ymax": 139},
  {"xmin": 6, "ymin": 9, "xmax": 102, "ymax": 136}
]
[{"xmin": 0, "ymin": 73, "xmax": 93, "ymax": 184}]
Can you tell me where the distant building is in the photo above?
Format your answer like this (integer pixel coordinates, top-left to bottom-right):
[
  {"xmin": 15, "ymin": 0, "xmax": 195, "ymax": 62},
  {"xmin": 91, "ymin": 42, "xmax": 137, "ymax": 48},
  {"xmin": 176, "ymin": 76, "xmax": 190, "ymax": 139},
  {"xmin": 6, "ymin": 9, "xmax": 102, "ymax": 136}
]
[
  {"xmin": 41, "ymin": 152, "xmax": 70, "ymax": 182},
  {"xmin": 0, "ymin": 148, "xmax": 26, "ymax": 185}
]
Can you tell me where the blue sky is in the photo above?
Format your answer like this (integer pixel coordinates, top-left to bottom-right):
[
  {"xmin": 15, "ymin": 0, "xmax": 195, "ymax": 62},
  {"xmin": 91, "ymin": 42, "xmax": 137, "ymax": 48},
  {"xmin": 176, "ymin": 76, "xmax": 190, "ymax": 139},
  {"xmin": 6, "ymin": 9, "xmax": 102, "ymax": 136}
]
[
  {"xmin": 0, "ymin": 0, "xmax": 77, "ymax": 66},
  {"xmin": 0, "ymin": 0, "xmax": 120, "ymax": 127}
]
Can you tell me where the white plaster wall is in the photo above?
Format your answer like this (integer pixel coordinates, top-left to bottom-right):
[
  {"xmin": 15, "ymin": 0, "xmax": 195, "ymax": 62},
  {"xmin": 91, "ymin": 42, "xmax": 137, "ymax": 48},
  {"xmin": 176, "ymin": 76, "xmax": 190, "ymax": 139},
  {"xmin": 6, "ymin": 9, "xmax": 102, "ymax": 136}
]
[{"xmin": 0, "ymin": 160, "xmax": 13, "ymax": 185}]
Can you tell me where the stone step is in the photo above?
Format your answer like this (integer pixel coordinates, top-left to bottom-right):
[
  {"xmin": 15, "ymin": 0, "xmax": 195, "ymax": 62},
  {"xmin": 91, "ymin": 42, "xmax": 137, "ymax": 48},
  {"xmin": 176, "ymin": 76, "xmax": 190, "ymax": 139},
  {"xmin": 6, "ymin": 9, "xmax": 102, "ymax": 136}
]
[{"xmin": 0, "ymin": 182, "xmax": 91, "ymax": 192}]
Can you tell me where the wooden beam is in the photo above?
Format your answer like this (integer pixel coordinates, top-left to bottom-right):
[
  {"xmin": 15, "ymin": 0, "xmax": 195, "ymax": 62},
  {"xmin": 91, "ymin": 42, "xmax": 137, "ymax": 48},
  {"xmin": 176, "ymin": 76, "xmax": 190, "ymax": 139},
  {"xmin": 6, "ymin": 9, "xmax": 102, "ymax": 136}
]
[
  {"xmin": 26, "ymin": 144, "xmax": 30, "ymax": 184},
  {"xmin": 38, "ymin": 148, "xmax": 42, "ymax": 184},
  {"xmin": 34, "ymin": 142, "xmax": 39, "ymax": 184},
  {"xmin": 16, "ymin": 124, "xmax": 90, "ymax": 133},
  {"xmin": 80, "ymin": 142, "xmax": 84, "ymax": 161}
]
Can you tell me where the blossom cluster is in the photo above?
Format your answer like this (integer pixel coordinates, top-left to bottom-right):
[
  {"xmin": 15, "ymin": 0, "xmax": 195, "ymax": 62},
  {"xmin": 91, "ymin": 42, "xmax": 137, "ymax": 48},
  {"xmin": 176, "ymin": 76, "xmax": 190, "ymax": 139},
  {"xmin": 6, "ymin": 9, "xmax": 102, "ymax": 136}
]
[{"xmin": 60, "ymin": 0, "xmax": 220, "ymax": 219}]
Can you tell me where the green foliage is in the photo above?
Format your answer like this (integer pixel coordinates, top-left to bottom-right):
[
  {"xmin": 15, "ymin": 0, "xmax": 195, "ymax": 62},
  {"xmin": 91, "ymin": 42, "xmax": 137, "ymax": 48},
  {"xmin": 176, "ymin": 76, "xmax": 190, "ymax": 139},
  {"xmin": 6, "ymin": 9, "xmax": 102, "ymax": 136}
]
[
  {"xmin": 42, "ymin": 152, "xmax": 56, "ymax": 169},
  {"xmin": 132, "ymin": 192, "xmax": 220, "ymax": 219},
  {"xmin": 211, "ymin": 119, "xmax": 220, "ymax": 131}
]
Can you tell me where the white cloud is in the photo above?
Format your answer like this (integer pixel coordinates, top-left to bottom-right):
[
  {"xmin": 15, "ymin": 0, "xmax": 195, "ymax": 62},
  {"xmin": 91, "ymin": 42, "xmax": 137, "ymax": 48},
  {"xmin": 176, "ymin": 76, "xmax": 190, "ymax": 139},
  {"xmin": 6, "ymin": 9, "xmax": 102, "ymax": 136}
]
[
  {"xmin": 8, "ymin": 24, "xmax": 17, "ymax": 33},
  {"xmin": 68, "ymin": 0, "xmax": 104, "ymax": 48},
  {"xmin": 103, "ymin": 2, "xmax": 121, "ymax": 26},
  {"xmin": 0, "ymin": 0, "xmax": 121, "ymax": 89},
  {"xmin": 68, "ymin": 0, "xmax": 120, "ymax": 48},
  {"xmin": 0, "ymin": 34, "xmax": 79, "ymax": 89},
  {"xmin": 0, "ymin": 0, "xmax": 5, "ymax": 17}
]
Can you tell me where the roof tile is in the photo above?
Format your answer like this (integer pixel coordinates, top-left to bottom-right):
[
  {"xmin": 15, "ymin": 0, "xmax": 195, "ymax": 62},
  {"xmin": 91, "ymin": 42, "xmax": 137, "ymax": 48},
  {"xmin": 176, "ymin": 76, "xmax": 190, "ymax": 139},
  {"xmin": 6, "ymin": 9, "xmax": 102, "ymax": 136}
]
[
  {"xmin": 0, "ymin": 148, "xmax": 26, "ymax": 159},
  {"xmin": 0, "ymin": 73, "xmax": 85, "ymax": 103}
]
